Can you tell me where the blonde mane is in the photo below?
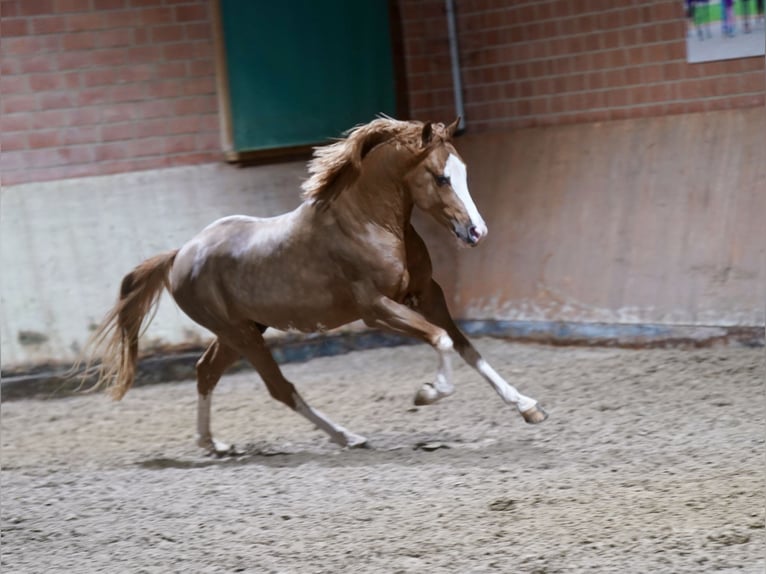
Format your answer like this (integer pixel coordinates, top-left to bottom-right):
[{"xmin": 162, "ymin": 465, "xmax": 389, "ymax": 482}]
[{"xmin": 301, "ymin": 118, "xmax": 427, "ymax": 205}]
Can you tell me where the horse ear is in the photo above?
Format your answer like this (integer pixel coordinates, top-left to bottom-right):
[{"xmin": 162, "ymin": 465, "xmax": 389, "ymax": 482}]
[
  {"xmin": 421, "ymin": 122, "xmax": 433, "ymax": 148},
  {"xmin": 446, "ymin": 117, "xmax": 461, "ymax": 138}
]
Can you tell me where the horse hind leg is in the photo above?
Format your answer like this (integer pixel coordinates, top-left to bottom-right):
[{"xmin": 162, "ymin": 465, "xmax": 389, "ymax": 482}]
[
  {"xmin": 222, "ymin": 323, "xmax": 368, "ymax": 449},
  {"xmin": 196, "ymin": 338, "xmax": 240, "ymax": 456}
]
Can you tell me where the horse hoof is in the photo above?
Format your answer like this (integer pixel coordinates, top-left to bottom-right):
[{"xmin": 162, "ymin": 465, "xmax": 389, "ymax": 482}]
[
  {"xmin": 210, "ymin": 444, "xmax": 243, "ymax": 458},
  {"xmin": 414, "ymin": 383, "xmax": 447, "ymax": 405},
  {"xmin": 521, "ymin": 404, "xmax": 549, "ymax": 424},
  {"xmin": 339, "ymin": 433, "xmax": 368, "ymax": 449},
  {"xmin": 199, "ymin": 437, "xmax": 242, "ymax": 457}
]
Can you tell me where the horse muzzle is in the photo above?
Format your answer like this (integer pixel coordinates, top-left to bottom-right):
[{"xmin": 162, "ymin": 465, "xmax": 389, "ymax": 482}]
[{"xmin": 454, "ymin": 220, "xmax": 488, "ymax": 246}]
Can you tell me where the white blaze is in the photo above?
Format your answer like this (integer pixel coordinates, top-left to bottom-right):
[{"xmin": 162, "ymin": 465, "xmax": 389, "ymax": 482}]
[{"xmin": 444, "ymin": 153, "xmax": 487, "ymax": 236}]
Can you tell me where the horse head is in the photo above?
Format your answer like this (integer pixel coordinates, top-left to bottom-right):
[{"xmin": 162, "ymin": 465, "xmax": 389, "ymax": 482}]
[{"xmin": 404, "ymin": 118, "xmax": 488, "ymax": 247}]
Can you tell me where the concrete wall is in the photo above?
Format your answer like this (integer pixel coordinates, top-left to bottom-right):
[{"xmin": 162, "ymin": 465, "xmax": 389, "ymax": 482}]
[
  {"xmin": 1, "ymin": 162, "xmax": 302, "ymax": 367},
  {"xmin": 452, "ymin": 107, "xmax": 766, "ymax": 326}
]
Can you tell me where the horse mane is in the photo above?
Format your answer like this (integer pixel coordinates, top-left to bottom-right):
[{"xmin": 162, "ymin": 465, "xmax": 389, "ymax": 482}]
[{"xmin": 301, "ymin": 117, "xmax": 428, "ymax": 205}]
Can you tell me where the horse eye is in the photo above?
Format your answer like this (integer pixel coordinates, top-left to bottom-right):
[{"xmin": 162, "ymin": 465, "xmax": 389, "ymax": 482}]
[{"xmin": 435, "ymin": 174, "xmax": 451, "ymax": 187}]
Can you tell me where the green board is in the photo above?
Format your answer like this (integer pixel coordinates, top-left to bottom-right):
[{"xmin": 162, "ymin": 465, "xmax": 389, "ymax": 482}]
[{"xmin": 219, "ymin": 0, "xmax": 398, "ymax": 154}]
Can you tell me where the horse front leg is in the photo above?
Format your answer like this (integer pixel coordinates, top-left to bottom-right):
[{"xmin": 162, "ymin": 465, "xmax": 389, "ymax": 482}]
[
  {"xmin": 361, "ymin": 294, "xmax": 458, "ymax": 406},
  {"xmin": 416, "ymin": 279, "xmax": 548, "ymax": 424}
]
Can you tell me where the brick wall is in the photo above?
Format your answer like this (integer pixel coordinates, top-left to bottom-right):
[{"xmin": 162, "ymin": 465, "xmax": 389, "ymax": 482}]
[
  {"xmin": 2, "ymin": 0, "xmax": 763, "ymax": 186},
  {"xmin": 0, "ymin": 0, "xmax": 219, "ymax": 186},
  {"xmin": 400, "ymin": 0, "xmax": 765, "ymax": 131}
]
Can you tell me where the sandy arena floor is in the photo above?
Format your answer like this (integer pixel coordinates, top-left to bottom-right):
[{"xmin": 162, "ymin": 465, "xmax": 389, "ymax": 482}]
[{"xmin": 1, "ymin": 339, "xmax": 764, "ymax": 573}]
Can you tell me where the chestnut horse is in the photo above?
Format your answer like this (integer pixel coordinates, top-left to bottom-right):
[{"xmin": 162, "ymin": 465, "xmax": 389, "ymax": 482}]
[{"xmin": 85, "ymin": 117, "xmax": 547, "ymax": 455}]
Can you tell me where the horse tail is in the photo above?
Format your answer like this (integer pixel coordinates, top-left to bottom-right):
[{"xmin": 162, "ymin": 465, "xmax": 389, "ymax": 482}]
[{"xmin": 82, "ymin": 249, "xmax": 179, "ymax": 400}]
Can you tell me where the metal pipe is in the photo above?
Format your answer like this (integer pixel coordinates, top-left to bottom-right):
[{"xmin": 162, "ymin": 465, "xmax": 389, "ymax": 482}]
[{"xmin": 445, "ymin": 0, "xmax": 466, "ymax": 131}]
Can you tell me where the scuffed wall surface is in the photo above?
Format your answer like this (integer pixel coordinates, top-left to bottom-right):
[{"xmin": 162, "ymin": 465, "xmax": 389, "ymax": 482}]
[
  {"xmin": 452, "ymin": 108, "xmax": 766, "ymax": 326},
  {"xmin": 1, "ymin": 162, "xmax": 303, "ymax": 367}
]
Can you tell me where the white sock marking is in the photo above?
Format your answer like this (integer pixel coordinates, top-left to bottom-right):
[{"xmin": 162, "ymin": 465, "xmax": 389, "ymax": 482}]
[
  {"xmin": 436, "ymin": 333, "xmax": 454, "ymax": 352},
  {"xmin": 292, "ymin": 393, "xmax": 364, "ymax": 446},
  {"xmin": 197, "ymin": 393, "xmax": 213, "ymax": 441},
  {"xmin": 477, "ymin": 359, "xmax": 537, "ymax": 412}
]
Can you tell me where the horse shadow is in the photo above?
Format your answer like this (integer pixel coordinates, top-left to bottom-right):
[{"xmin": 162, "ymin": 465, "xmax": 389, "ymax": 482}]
[{"xmin": 134, "ymin": 431, "xmax": 535, "ymax": 471}]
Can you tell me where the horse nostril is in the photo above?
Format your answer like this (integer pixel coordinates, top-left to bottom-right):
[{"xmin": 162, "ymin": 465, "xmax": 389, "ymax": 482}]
[{"xmin": 469, "ymin": 225, "xmax": 481, "ymax": 242}]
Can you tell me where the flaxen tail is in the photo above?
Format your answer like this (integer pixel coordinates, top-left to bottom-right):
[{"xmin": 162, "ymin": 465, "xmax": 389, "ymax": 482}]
[{"xmin": 80, "ymin": 250, "xmax": 179, "ymax": 400}]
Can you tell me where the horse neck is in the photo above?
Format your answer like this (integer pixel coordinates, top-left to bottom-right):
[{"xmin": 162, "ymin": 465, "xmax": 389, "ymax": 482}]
[{"xmin": 331, "ymin": 145, "xmax": 415, "ymax": 237}]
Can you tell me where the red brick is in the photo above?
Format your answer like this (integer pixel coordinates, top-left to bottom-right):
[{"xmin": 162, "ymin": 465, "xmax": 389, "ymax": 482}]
[
  {"xmin": 28, "ymin": 130, "xmax": 63, "ymax": 148},
  {"xmin": 67, "ymin": 107, "xmax": 102, "ymax": 126},
  {"xmin": 134, "ymin": 118, "xmax": 165, "ymax": 138},
  {"xmin": 3, "ymin": 36, "xmax": 55, "ymax": 55},
  {"xmin": 67, "ymin": 12, "xmax": 105, "ymax": 31},
  {"xmin": 150, "ymin": 24, "xmax": 184, "ymax": 43},
  {"xmin": 94, "ymin": 141, "xmax": 130, "ymax": 161},
  {"xmin": 155, "ymin": 61, "xmax": 187, "ymax": 78},
  {"xmin": 110, "ymin": 83, "xmax": 146, "ymax": 102},
  {"xmin": 740, "ymin": 72, "xmax": 764, "ymax": 93},
  {"xmin": 128, "ymin": 45, "xmax": 160, "ymax": 63},
  {"xmin": 57, "ymin": 50, "xmax": 93, "ymax": 69},
  {"xmin": 137, "ymin": 99, "xmax": 173, "ymax": 118},
  {"xmin": 0, "ymin": 74, "xmax": 28, "ymax": 94},
  {"xmin": 196, "ymin": 132, "xmax": 220, "ymax": 152},
  {"xmin": 1, "ymin": 113, "xmax": 32, "ymax": 131},
  {"xmin": 174, "ymin": 95, "xmax": 216, "ymax": 115},
  {"xmin": 57, "ymin": 145, "xmax": 95, "ymax": 165},
  {"xmin": 55, "ymin": 0, "xmax": 92, "ymax": 12},
  {"xmin": 19, "ymin": 0, "xmax": 53, "ymax": 15},
  {"xmin": 2, "ymin": 94, "xmax": 37, "ymax": 113},
  {"xmin": 189, "ymin": 41, "xmax": 208, "ymax": 61},
  {"xmin": 62, "ymin": 125, "xmax": 99, "ymax": 145},
  {"xmin": 97, "ymin": 27, "xmax": 133, "ymax": 47},
  {"xmin": 62, "ymin": 31, "xmax": 98, "ymax": 50},
  {"xmin": 28, "ymin": 72, "xmax": 79, "ymax": 91},
  {"xmin": 662, "ymin": 62, "xmax": 683, "ymax": 81},
  {"xmin": 100, "ymin": 123, "xmax": 135, "ymax": 141},
  {"xmin": 146, "ymin": 78, "xmax": 182, "ymax": 99},
  {"xmin": 137, "ymin": 7, "xmax": 172, "ymax": 25},
  {"xmin": 2, "ymin": 17, "xmax": 28, "ymax": 35},
  {"xmin": 164, "ymin": 134, "xmax": 197, "ymax": 154},
  {"xmin": 32, "ymin": 15, "xmax": 68, "ymax": 34},
  {"xmin": 77, "ymin": 86, "xmax": 111, "ymax": 106},
  {"xmin": 93, "ymin": 0, "xmax": 125, "ymax": 9},
  {"xmin": 133, "ymin": 26, "xmax": 149, "ymax": 44},
  {"xmin": 185, "ymin": 22, "xmax": 211, "ymax": 40},
  {"xmin": 1, "ymin": 132, "xmax": 28, "ymax": 151},
  {"xmin": 181, "ymin": 76, "xmax": 215, "ymax": 95},
  {"xmin": 198, "ymin": 114, "xmax": 219, "ymax": 132},
  {"xmin": 39, "ymin": 92, "xmax": 76, "ymax": 110},
  {"xmin": 127, "ymin": 137, "xmax": 165, "ymax": 156},
  {"xmin": 103, "ymin": 9, "xmax": 137, "ymax": 27},
  {"xmin": 123, "ymin": 63, "xmax": 154, "ymax": 82},
  {"xmin": 83, "ymin": 68, "xmax": 120, "ymax": 87},
  {"xmin": 91, "ymin": 48, "xmax": 128, "ymax": 66},
  {"xmin": 162, "ymin": 42, "xmax": 200, "ymax": 61},
  {"xmin": 1, "ymin": 0, "xmax": 20, "ymax": 17},
  {"xmin": 174, "ymin": 4, "xmax": 207, "ymax": 22},
  {"xmin": 100, "ymin": 102, "xmax": 137, "ymax": 122}
]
